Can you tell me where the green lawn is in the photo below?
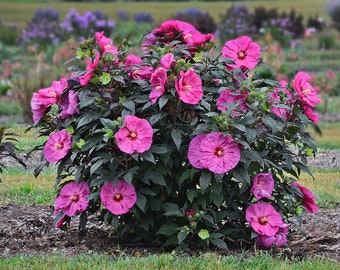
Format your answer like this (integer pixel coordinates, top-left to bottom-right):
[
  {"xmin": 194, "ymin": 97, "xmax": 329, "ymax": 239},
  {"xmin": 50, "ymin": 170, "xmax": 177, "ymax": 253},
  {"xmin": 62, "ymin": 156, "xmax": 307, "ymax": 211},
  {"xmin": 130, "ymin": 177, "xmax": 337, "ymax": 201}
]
[{"xmin": 1, "ymin": 252, "xmax": 339, "ymax": 270}]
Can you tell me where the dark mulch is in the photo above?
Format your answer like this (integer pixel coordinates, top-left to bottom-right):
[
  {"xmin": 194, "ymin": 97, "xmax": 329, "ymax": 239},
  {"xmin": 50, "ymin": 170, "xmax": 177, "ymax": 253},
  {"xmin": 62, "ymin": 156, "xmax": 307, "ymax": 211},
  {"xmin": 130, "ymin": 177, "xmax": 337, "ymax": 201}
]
[{"xmin": 0, "ymin": 203, "xmax": 339, "ymax": 263}]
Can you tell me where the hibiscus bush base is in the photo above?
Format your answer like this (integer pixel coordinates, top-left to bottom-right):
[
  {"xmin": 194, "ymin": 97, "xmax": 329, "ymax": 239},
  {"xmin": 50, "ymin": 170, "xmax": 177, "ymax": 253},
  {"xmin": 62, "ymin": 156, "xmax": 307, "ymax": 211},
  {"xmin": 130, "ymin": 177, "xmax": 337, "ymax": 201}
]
[{"xmin": 30, "ymin": 20, "xmax": 320, "ymax": 251}]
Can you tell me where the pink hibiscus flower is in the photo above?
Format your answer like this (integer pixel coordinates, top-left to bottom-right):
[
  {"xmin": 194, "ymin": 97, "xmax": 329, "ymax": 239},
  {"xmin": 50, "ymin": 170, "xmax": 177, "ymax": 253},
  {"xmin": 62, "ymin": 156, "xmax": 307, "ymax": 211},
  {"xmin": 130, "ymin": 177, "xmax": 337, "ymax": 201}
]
[
  {"xmin": 256, "ymin": 223, "xmax": 289, "ymax": 248},
  {"xmin": 31, "ymin": 78, "xmax": 69, "ymax": 120},
  {"xmin": 291, "ymin": 182, "xmax": 318, "ymax": 213},
  {"xmin": 216, "ymin": 89, "xmax": 248, "ymax": 117},
  {"xmin": 222, "ymin": 36, "xmax": 261, "ymax": 70},
  {"xmin": 54, "ymin": 181, "xmax": 90, "ymax": 217},
  {"xmin": 124, "ymin": 54, "xmax": 153, "ymax": 80},
  {"xmin": 44, "ymin": 129, "xmax": 72, "ymax": 163},
  {"xmin": 142, "ymin": 20, "xmax": 213, "ymax": 52},
  {"xmin": 95, "ymin": 31, "xmax": 118, "ymax": 55},
  {"xmin": 115, "ymin": 115, "xmax": 153, "ymax": 154},
  {"xmin": 302, "ymin": 105, "xmax": 319, "ymax": 123},
  {"xmin": 187, "ymin": 134, "xmax": 207, "ymax": 170},
  {"xmin": 292, "ymin": 71, "xmax": 321, "ymax": 108},
  {"xmin": 246, "ymin": 202, "xmax": 283, "ymax": 236},
  {"xmin": 149, "ymin": 67, "xmax": 167, "ymax": 104},
  {"xmin": 188, "ymin": 132, "xmax": 241, "ymax": 174},
  {"xmin": 160, "ymin": 53, "xmax": 174, "ymax": 69},
  {"xmin": 31, "ymin": 92, "xmax": 48, "ymax": 123},
  {"xmin": 269, "ymin": 81, "xmax": 293, "ymax": 119},
  {"xmin": 251, "ymin": 173, "xmax": 275, "ymax": 200},
  {"xmin": 79, "ymin": 51, "xmax": 101, "ymax": 86},
  {"xmin": 60, "ymin": 90, "xmax": 79, "ymax": 119},
  {"xmin": 100, "ymin": 180, "xmax": 137, "ymax": 215},
  {"xmin": 175, "ymin": 69, "xmax": 203, "ymax": 104}
]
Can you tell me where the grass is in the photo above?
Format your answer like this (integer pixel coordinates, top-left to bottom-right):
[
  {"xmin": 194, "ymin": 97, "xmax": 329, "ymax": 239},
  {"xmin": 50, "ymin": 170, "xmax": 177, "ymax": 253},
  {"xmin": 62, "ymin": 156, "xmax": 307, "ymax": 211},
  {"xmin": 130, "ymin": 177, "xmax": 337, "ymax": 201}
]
[
  {"xmin": 300, "ymin": 168, "xmax": 340, "ymax": 209},
  {"xmin": 0, "ymin": 166, "xmax": 56, "ymax": 204},
  {"xmin": 1, "ymin": 252, "xmax": 339, "ymax": 270},
  {"xmin": 308, "ymin": 121, "xmax": 340, "ymax": 150},
  {"xmin": 0, "ymin": 0, "xmax": 330, "ymax": 28}
]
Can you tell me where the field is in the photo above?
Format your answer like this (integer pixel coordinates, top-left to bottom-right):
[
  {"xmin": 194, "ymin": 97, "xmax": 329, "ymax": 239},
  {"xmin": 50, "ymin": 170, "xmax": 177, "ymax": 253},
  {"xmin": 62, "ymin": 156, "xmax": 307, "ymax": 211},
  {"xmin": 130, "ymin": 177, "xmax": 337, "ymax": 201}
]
[{"xmin": 0, "ymin": 0, "xmax": 330, "ymax": 28}]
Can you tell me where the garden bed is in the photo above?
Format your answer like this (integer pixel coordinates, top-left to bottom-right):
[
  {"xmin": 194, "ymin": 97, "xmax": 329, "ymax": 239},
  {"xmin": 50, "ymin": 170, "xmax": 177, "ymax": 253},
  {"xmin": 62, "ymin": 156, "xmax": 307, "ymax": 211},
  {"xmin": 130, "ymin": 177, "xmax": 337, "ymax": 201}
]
[{"xmin": 0, "ymin": 203, "xmax": 339, "ymax": 263}]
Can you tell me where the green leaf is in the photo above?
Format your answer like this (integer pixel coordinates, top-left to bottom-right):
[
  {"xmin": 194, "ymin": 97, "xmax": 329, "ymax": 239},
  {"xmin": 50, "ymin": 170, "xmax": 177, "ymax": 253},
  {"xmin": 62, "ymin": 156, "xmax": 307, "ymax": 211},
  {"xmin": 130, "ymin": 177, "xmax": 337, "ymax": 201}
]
[
  {"xmin": 149, "ymin": 112, "xmax": 165, "ymax": 125},
  {"xmin": 136, "ymin": 193, "xmax": 147, "ymax": 212},
  {"xmin": 198, "ymin": 229, "xmax": 210, "ymax": 240},
  {"xmin": 100, "ymin": 118, "xmax": 118, "ymax": 130},
  {"xmin": 187, "ymin": 189, "xmax": 197, "ymax": 203},
  {"xmin": 179, "ymin": 169, "xmax": 192, "ymax": 185},
  {"xmin": 177, "ymin": 231, "xmax": 188, "ymax": 244},
  {"xmin": 164, "ymin": 203, "xmax": 183, "ymax": 217},
  {"xmin": 193, "ymin": 52, "xmax": 203, "ymax": 62},
  {"xmin": 123, "ymin": 100, "xmax": 135, "ymax": 113},
  {"xmin": 171, "ymin": 129, "xmax": 182, "ymax": 150},
  {"xmin": 150, "ymin": 145, "xmax": 169, "ymax": 154},
  {"xmin": 199, "ymin": 171, "xmax": 211, "ymax": 192},
  {"xmin": 113, "ymin": 75, "xmax": 125, "ymax": 83},
  {"xmin": 210, "ymin": 238, "xmax": 228, "ymax": 249},
  {"xmin": 90, "ymin": 160, "xmax": 104, "ymax": 175},
  {"xmin": 140, "ymin": 152, "xmax": 155, "ymax": 163},
  {"xmin": 146, "ymin": 171, "xmax": 167, "ymax": 186},
  {"xmin": 158, "ymin": 95, "xmax": 169, "ymax": 110},
  {"xmin": 263, "ymin": 116, "xmax": 285, "ymax": 133},
  {"xmin": 202, "ymin": 214, "xmax": 214, "ymax": 225},
  {"xmin": 100, "ymin": 72, "xmax": 111, "ymax": 85},
  {"xmin": 124, "ymin": 172, "xmax": 133, "ymax": 184},
  {"xmin": 157, "ymin": 223, "xmax": 178, "ymax": 236}
]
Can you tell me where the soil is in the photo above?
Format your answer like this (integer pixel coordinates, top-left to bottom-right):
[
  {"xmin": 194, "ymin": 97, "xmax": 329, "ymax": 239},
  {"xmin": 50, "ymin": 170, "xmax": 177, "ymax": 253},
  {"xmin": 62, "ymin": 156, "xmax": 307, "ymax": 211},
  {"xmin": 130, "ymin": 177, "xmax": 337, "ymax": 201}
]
[{"xmin": 0, "ymin": 114, "xmax": 339, "ymax": 262}]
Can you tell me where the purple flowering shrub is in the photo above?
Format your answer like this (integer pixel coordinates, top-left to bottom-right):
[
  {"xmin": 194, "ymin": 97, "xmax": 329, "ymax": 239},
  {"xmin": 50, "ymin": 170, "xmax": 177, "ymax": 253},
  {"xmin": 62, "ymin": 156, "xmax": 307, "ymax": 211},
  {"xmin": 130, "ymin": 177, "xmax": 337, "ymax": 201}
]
[
  {"xmin": 30, "ymin": 20, "xmax": 320, "ymax": 251},
  {"xmin": 63, "ymin": 9, "xmax": 116, "ymax": 41},
  {"xmin": 18, "ymin": 8, "xmax": 63, "ymax": 49},
  {"xmin": 218, "ymin": 5, "xmax": 255, "ymax": 42},
  {"xmin": 173, "ymin": 8, "xmax": 216, "ymax": 34},
  {"xmin": 218, "ymin": 5, "xmax": 305, "ymax": 48}
]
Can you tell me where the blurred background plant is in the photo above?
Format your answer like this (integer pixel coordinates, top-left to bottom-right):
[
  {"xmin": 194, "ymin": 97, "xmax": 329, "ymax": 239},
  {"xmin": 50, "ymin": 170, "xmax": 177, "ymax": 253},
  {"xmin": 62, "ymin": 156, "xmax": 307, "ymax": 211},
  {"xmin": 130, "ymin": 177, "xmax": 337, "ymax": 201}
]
[
  {"xmin": 325, "ymin": 0, "xmax": 340, "ymax": 33},
  {"xmin": 172, "ymin": 7, "xmax": 217, "ymax": 34},
  {"xmin": 63, "ymin": 8, "xmax": 116, "ymax": 41},
  {"xmin": 217, "ymin": 5, "xmax": 255, "ymax": 43},
  {"xmin": 17, "ymin": 8, "xmax": 63, "ymax": 51},
  {"xmin": 311, "ymin": 70, "xmax": 339, "ymax": 113}
]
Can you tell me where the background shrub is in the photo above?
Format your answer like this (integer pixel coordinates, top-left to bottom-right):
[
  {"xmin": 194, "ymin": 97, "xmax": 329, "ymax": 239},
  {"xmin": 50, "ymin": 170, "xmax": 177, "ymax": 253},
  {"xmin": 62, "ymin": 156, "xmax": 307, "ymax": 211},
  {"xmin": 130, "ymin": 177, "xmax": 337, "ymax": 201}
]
[
  {"xmin": 173, "ymin": 7, "xmax": 216, "ymax": 34},
  {"xmin": 17, "ymin": 8, "xmax": 63, "ymax": 50},
  {"xmin": 218, "ymin": 5, "xmax": 254, "ymax": 42},
  {"xmin": 325, "ymin": 0, "xmax": 340, "ymax": 33},
  {"xmin": 63, "ymin": 9, "xmax": 116, "ymax": 41}
]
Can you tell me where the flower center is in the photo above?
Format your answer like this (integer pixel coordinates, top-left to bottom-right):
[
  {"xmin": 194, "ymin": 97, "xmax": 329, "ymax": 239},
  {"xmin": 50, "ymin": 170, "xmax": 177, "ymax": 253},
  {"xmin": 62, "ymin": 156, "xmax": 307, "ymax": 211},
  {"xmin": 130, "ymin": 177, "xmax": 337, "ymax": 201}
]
[
  {"xmin": 155, "ymin": 85, "xmax": 162, "ymax": 91},
  {"xmin": 258, "ymin": 216, "xmax": 268, "ymax": 225},
  {"xmin": 104, "ymin": 44, "xmax": 112, "ymax": 50},
  {"xmin": 238, "ymin": 51, "xmax": 246, "ymax": 60},
  {"xmin": 50, "ymin": 91, "xmax": 57, "ymax": 98},
  {"xmin": 54, "ymin": 142, "xmax": 63, "ymax": 149},
  {"xmin": 185, "ymin": 84, "xmax": 192, "ymax": 91},
  {"xmin": 129, "ymin": 131, "xmax": 137, "ymax": 140},
  {"xmin": 183, "ymin": 33, "xmax": 192, "ymax": 40},
  {"xmin": 114, "ymin": 193, "xmax": 123, "ymax": 202},
  {"xmin": 214, "ymin": 147, "xmax": 224, "ymax": 157},
  {"xmin": 70, "ymin": 195, "xmax": 79, "ymax": 202},
  {"xmin": 302, "ymin": 89, "xmax": 311, "ymax": 94}
]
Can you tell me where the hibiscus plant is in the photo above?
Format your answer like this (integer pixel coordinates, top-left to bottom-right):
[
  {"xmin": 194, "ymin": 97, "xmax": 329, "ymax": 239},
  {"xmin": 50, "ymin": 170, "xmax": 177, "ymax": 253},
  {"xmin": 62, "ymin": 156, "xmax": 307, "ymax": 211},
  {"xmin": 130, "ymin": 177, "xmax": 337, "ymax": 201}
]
[{"xmin": 30, "ymin": 20, "xmax": 320, "ymax": 251}]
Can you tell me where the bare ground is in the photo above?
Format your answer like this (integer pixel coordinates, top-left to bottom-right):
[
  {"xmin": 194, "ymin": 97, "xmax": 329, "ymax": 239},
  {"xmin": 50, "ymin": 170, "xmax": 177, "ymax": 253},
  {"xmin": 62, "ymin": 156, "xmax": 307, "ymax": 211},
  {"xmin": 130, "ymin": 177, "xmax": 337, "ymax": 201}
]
[{"xmin": 0, "ymin": 202, "xmax": 339, "ymax": 263}]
